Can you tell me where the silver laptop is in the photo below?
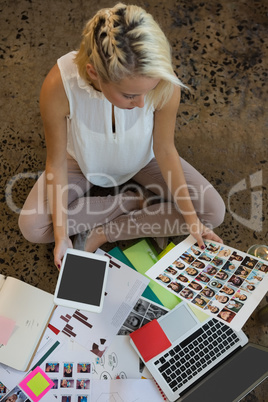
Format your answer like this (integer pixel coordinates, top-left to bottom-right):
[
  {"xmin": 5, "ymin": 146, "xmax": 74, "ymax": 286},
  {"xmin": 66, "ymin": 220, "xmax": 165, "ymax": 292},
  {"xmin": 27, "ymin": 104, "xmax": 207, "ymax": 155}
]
[{"xmin": 130, "ymin": 302, "xmax": 250, "ymax": 401}]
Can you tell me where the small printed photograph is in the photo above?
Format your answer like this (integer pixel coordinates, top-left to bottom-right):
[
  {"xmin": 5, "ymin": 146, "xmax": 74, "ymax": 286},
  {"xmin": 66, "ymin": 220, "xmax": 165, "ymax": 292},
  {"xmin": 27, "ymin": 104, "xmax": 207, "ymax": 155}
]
[
  {"xmin": 242, "ymin": 256, "xmax": 258, "ymax": 269},
  {"xmin": 203, "ymin": 265, "xmax": 218, "ymax": 276},
  {"xmin": 61, "ymin": 396, "xmax": 72, "ymax": 402},
  {"xmin": 117, "ymin": 327, "xmax": 131, "ymax": 335},
  {"xmin": 63, "ymin": 363, "xmax": 73, "ymax": 377},
  {"xmin": 179, "ymin": 287, "xmax": 196, "ymax": 300},
  {"xmin": 176, "ymin": 273, "xmax": 189, "ymax": 284},
  {"xmin": 76, "ymin": 379, "xmax": 90, "ymax": 390},
  {"xmin": 185, "ymin": 266, "xmax": 199, "ymax": 277},
  {"xmin": 1, "ymin": 387, "xmax": 28, "ymax": 402},
  {"xmin": 226, "ymin": 299, "xmax": 244, "ymax": 313},
  {"xmin": 198, "ymin": 252, "xmax": 212, "ymax": 262},
  {"xmin": 78, "ymin": 396, "xmax": 89, "ymax": 402},
  {"xmin": 156, "ymin": 273, "xmax": 172, "ymax": 285},
  {"xmin": 0, "ymin": 382, "xmax": 7, "ymax": 395},
  {"xmin": 240, "ymin": 280, "xmax": 258, "ymax": 293},
  {"xmin": 209, "ymin": 279, "xmax": 223, "ymax": 289},
  {"xmin": 233, "ymin": 290, "xmax": 248, "ymax": 302},
  {"xmin": 204, "ymin": 302, "xmax": 220, "ymax": 314},
  {"xmin": 255, "ymin": 262, "xmax": 268, "ymax": 273},
  {"xmin": 60, "ymin": 379, "xmax": 74, "ymax": 388},
  {"xmin": 217, "ymin": 307, "xmax": 236, "ymax": 323},
  {"xmin": 190, "ymin": 260, "xmax": 206, "ymax": 270},
  {"xmin": 234, "ymin": 266, "xmax": 251, "ymax": 279},
  {"xmin": 219, "ymin": 285, "xmax": 236, "ymax": 296},
  {"xmin": 165, "ymin": 266, "xmax": 178, "ymax": 276},
  {"xmin": 200, "ymin": 286, "xmax": 216, "ymax": 299},
  {"xmin": 167, "ymin": 281, "xmax": 184, "ymax": 293},
  {"xmin": 205, "ymin": 242, "xmax": 221, "ymax": 254},
  {"xmin": 45, "ymin": 362, "xmax": 60, "ymax": 373},
  {"xmin": 210, "ymin": 256, "xmax": 226, "ymax": 269},
  {"xmin": 195, "ymin": 272, "xmax": 210, "ymax": 284},
  {"xmin": 192, "ymin": 294, "xmax": 209, "ymax": 308},
  {"xmin": 180, "ymin": 252, "xmax": 195, "ymax": 264},
  {"xmin": 228, "ymin": 275, "xmax": 245, "ymax": 288},
  {"xmin": 217, "ymin": 247, "xmax": 232, "ymax": 258},
  {"xmin": 214, "ymin": 294, "xmax": 230, "ymax": 304},
  {"xmin": 122, "ymin": 312, "xmax": 144, "ymax": 331},
  {"xmin": 133, "ymin": 298, "xmax": 150, "ymax": 315},
  {"xmin": 189, "ymin": 245, "xmax": 202, "ymax": 257},
  {"xmin": 171, "ymin": 259, "xmax": 186, "ymax": 270},
  {"xmin": 145, "ymin": 304, "xmax": 168, "ymax": 320},
  {"xmin": 247, "ymin": 269, "xmax": 265, "ymax": 283},
  {"xmin": 222, "ymin": 261, "xmax": 237, "ymax": 274},
  {"xmin": 77, "ymin": 363, "xmax": 91, "ymax": 374},
  {"xmin": 51, "ymin": 378, "xmax": 58, "ymax": 389},
  {"xmin": 188, "ymin": 280, "xmax": 203, "ymax": 291},
  {"xmin": 214, "ymin": 270, "xmax": 230, "ymax": 281},
  {"xmin": 229, "ymin": 251, "xmax": 244, "ymax": 263}
]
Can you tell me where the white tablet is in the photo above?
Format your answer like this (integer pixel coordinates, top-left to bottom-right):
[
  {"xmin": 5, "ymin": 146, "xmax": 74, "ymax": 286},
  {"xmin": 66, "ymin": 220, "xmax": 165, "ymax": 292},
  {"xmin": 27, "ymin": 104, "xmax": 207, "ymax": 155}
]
[{"xmin": 54, "ymin": 248, "xmax": 109, "ymax": 313}]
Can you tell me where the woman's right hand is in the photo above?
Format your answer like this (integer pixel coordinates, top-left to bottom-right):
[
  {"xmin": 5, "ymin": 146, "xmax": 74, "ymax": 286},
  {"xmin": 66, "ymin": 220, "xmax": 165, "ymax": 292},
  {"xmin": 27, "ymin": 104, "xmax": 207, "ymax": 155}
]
[{"xmin": 54, "ymin": 237, "xmax": 73, "ymax": 270}]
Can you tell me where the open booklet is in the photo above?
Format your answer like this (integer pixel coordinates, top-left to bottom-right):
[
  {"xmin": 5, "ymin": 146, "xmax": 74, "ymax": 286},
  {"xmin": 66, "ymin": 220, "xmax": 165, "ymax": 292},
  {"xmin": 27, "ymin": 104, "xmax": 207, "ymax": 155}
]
[
  {"xmin": 0, "ymin": 274, "xmax": 55, "ymax": 371},
  {"xmin": 146, "ymin": 235, "xmax": 268, "ymax": 331}
]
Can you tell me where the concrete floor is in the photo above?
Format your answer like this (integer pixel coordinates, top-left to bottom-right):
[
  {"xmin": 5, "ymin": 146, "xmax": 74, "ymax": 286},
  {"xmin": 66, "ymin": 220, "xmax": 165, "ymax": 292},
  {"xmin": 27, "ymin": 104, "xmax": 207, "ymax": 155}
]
[{"xmin": 0, "ymin": 0, "xmax": 267, "ymax": 400}]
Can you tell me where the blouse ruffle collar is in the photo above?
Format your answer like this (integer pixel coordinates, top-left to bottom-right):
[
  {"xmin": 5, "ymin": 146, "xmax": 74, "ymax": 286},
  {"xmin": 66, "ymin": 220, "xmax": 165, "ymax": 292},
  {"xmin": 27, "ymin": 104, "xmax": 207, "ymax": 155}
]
[{"xmin": 77, "ymin": 73, "xmax": 106, "ymax": 100}]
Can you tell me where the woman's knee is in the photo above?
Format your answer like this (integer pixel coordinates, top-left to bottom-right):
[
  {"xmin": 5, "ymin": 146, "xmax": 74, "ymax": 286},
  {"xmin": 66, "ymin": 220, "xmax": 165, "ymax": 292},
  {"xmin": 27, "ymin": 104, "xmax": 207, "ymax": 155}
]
[
  {"xmin": 198, "ymin": 186, "xmax": 226, "ymax": 229},
  {"xmin": 18, "ymin": 211, "xmax": 54, "ymax": 243}
]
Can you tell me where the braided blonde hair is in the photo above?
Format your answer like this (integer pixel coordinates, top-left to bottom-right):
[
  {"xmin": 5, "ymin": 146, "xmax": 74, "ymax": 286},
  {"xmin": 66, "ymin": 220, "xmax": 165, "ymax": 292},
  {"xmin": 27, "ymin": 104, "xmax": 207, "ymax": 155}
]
[{"xmin": 75, "ymin": 3, "xmax": 185, "ymax": 109}]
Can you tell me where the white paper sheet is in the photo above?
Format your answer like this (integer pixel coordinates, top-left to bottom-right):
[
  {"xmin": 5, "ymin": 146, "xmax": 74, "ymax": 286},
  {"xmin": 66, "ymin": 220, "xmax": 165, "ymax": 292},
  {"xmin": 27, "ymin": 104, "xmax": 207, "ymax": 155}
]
[
  {"xmin": 39, "ymin": 338, "xmax": 92, "ymax": 401},
  {"xmin": 91, "ymin": 378, "xmax": 166, "ymax": 401},
  {"xmin": 146, "ymin": 235, "xmax": 268, "ymax": 331},
  {"xmin": 91, "ymin": 335, "xmax": 152, "ymax": 381}
]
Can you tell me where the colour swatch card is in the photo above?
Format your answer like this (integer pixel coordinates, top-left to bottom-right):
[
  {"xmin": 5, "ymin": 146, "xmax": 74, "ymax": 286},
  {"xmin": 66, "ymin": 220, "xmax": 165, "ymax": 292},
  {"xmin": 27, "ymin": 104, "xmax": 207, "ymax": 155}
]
[
  {"xmin": 49, "ymin": 250, "xmax": 149, "ymax": 357},
  {"xmin": 146, "ymin": 235, "xmax": 268, "ymax": 331}
]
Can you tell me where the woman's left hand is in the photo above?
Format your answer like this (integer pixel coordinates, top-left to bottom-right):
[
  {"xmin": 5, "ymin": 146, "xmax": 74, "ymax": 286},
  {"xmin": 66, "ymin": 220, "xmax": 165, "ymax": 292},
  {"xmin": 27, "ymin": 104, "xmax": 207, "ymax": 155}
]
[{"xmin": 188, "ymin": 219, "xmax": 223, "ymax": 250}]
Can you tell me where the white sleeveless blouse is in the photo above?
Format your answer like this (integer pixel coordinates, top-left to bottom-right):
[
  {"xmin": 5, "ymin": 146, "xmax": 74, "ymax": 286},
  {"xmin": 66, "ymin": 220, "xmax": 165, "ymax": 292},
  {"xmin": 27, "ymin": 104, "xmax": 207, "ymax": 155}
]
[{"xmin": 57, "ymin": 52, "xmax": 155, "ymax": 187}]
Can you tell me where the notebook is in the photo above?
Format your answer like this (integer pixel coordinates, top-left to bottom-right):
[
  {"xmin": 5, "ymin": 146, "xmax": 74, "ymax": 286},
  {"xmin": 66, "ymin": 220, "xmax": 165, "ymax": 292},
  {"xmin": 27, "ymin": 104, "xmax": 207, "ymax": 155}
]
[{"xmin": 130, "ymin": 302, "xmax": 249, "ymax": 401}]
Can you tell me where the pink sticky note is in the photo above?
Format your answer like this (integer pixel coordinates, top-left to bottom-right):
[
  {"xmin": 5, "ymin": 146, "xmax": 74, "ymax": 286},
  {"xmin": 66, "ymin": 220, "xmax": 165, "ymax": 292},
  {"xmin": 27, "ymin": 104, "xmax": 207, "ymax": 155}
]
[
  {"xmin": 19, "ymin": 366, "xmax": 54, "ymax": 402},
  {"xmin": 0, "ymin": 316, "xmax": 16, "ymax": 345}
]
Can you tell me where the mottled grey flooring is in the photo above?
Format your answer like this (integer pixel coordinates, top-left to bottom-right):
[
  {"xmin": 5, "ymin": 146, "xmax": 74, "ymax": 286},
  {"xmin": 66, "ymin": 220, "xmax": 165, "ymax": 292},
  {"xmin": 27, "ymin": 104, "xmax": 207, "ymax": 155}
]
[{"xmin": 0, "ymin": 0, "xmax": 267, "ymax": 400}]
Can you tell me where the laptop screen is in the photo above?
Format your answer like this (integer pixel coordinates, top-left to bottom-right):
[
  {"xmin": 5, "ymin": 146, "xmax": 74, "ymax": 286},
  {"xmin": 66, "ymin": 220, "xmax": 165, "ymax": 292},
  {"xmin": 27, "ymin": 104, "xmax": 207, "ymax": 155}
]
[{"xmin": 179, "ymin": 344, "xmax": 268, "ymax": 402}]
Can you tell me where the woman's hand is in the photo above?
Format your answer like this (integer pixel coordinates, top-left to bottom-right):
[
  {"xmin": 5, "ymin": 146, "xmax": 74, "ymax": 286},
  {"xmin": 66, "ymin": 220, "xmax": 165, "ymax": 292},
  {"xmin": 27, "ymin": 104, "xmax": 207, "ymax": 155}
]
[
  {"xmin": 54, "ymin": 237, "xmax": 73, "ymax": 270},
  {"xmin": 188, "ymin": 218, "xmax": 223, "ymax": 250}
]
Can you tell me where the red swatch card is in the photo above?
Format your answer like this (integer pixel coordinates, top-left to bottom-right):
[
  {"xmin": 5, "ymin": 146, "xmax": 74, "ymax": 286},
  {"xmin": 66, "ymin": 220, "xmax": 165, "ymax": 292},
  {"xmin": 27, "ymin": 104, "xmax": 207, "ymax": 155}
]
[{"xmin": 130, "ymin": 319, "xmax": 171, "ymax": 362}]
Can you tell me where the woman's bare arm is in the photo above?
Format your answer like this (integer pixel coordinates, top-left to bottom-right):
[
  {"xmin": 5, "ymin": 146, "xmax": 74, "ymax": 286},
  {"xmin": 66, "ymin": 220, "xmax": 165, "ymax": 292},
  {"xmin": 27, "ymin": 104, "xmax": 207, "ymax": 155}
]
[
  {"xmin": 153, "ymin": 85, "xmax": 222, "ymax": 248},
  {"xmin": 40, "ymin": 64, "xmax": 72, "ymax": 268}
]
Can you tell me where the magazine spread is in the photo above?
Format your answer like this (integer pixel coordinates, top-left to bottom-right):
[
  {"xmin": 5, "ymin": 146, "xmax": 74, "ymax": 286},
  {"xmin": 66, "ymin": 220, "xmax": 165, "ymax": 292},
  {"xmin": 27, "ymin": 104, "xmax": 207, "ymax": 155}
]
[{"xmin": 146, "ymin": 235, "xmax": 268, "ymax": 331}]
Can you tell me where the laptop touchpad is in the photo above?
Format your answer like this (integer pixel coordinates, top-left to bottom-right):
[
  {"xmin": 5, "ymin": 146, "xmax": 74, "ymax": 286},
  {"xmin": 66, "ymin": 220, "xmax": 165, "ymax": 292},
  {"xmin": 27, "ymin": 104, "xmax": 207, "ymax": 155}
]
[{"xmin": 159, "ymin": 304, "xmax": 198, "ymax": 343}]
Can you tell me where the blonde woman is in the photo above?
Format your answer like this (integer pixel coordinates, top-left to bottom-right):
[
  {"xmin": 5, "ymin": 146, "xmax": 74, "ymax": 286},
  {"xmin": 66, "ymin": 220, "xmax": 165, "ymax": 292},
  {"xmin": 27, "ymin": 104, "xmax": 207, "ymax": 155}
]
[{"xmin": 19, "ymin": 3, "xmax": 224, "ymax": 269}]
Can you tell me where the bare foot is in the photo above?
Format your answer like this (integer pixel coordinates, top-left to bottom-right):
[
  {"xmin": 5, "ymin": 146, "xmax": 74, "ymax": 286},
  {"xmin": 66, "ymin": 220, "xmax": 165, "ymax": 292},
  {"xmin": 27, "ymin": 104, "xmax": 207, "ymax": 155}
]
[{"xmin": 85, "ymin": 226, "xmax": 107, "ymax": 252}]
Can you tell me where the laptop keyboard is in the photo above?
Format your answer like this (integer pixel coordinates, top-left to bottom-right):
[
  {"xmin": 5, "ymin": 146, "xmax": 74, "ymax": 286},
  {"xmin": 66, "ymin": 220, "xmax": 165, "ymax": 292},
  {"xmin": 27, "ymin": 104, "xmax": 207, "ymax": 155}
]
[{"xmin": 154, "ymin": 318, "xmax": 240, "ymax": 392}]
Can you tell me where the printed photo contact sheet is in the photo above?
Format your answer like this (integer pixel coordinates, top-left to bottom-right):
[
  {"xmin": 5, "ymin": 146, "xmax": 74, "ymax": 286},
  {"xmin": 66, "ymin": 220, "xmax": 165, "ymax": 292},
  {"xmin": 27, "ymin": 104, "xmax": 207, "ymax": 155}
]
[{"xmin": 146, "ymin": 235, "xmax": 268, "ymax": 331}]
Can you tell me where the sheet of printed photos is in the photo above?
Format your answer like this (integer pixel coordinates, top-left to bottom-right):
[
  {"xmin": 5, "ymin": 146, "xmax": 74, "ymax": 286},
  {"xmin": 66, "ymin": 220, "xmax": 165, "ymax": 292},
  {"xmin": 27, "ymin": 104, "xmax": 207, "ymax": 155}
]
[
  {"xmin": 42, "ymin": 359, "xmax": 91, "ymax": 402},
  {"xmin": 147, "ymin": 236, "xmax": 268, "ymax": 330},
  {"xmin": 117, "ymin": 296, "xmax": 169, "ymax": 335}
]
